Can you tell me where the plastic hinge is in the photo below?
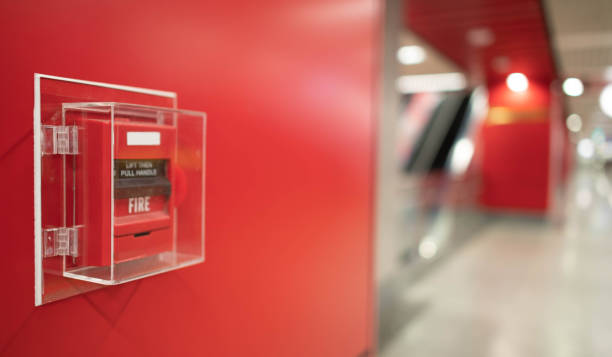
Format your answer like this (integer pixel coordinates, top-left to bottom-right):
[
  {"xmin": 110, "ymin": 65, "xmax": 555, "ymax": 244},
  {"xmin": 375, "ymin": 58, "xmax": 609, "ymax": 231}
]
[
  {"xmin": 41, "ymin": 125, "xmax": 79, "ymax": 155},
  {"xmin": 43, "ymin": 227, "xmax": 80, "ymax": 258}
]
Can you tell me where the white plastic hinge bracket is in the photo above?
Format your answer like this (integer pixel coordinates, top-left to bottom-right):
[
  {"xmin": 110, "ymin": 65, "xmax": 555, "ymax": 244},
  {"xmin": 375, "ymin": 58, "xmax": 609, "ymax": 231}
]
[
  {"xmin": 41, "ymin": 125, "xmax": 79, "ymax": 155},
  {"xmin": 43, "ymin": 226, "xmax": 80, "ymax": 258}
]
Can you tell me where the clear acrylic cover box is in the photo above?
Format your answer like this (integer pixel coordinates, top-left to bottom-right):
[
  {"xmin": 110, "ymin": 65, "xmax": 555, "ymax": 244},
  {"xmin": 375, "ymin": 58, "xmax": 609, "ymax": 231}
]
[{"xmin": 35, "ymin": 78, "xmax": 206, "ymax": 305}]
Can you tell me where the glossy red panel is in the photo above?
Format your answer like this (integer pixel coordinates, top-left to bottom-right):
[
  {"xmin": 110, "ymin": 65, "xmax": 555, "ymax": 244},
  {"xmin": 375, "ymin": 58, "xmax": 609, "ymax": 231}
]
[{"xmin": 0, "ymin": 0, "xmax": 378, "ymax": 355}]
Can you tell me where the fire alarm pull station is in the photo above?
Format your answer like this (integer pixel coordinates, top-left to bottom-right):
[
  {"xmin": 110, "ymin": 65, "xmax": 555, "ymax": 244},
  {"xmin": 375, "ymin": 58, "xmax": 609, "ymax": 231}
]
[{"xmin": 34, "ymin": 75, "xmax": 205, "ymax": 305}]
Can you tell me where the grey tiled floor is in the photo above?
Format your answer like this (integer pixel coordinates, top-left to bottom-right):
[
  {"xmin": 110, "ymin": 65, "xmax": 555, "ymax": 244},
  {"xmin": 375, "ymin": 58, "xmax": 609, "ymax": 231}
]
[{"xmin": 381, "ymin": 167, "xmax": 612, "ymax": 357}]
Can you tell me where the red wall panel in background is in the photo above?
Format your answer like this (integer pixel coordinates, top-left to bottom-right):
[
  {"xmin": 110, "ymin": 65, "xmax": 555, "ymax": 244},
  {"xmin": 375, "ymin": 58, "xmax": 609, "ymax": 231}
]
[
  {"xmin": 480, "ymin": 81, "xmax": 553, "ymax": 213},
  {"xmin": 0, "ymin": 1, "xmax": 379, "ymax": 356},
  {"xmin": 404, "ymin": 0, "xmax": 561, "ymax": 214}
]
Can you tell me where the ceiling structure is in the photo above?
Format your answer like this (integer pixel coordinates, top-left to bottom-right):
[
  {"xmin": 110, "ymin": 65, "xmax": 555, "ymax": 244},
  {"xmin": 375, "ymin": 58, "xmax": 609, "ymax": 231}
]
[
  {"xmin": 398, "ymin": 0, "xmax": 612, "ymax": 135},
  {"xmin": 397, "ymin": 31, "xmax": 460, "ymax": 77},
  {"xmin": 545, "ymin": 0, "xmax": 612, "ymax": 134},
  {"xmin": 404, "ymin": 0, "xmax": 557, "ymax": 85}
]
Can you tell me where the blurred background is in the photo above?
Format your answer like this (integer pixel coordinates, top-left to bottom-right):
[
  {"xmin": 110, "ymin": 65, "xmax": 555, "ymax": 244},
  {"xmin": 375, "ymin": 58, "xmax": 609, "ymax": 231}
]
[{"xmin": 377, "ymin": 0, "xmax": 612, "ymax": 355}]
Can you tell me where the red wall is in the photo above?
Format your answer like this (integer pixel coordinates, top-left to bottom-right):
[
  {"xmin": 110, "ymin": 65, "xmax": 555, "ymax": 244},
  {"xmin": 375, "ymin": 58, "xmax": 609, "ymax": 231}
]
[
  {"xmin": 0, "ymin": 1, "xmax": 379, "ymax": 356},
  {"xmin": 480, "ymin": 80, "xmax": 553, "ymax": 213}
]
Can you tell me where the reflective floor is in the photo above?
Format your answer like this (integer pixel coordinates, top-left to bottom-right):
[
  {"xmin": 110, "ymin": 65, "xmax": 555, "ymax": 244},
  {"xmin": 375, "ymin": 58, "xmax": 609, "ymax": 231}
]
[{"xmin": 381, "ymin": 166, "xmax": 612, "ymax": 357}]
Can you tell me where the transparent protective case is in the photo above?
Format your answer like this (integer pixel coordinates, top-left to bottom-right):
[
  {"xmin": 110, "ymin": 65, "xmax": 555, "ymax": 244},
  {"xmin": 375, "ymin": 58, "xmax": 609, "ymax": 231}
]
[{"xmin": 34, "ymin": 75, "xmax": 205, "ymax": 305}]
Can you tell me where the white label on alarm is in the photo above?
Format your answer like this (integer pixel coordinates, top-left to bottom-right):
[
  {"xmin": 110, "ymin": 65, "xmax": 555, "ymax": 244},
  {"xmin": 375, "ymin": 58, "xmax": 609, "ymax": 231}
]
[
  {"xmin": 127, "ymin": 132, "xmax": 160, "ymax": 146},
  {"xmin": 129, "ymin": 196, "xmax": 151, "ymax": 213}
]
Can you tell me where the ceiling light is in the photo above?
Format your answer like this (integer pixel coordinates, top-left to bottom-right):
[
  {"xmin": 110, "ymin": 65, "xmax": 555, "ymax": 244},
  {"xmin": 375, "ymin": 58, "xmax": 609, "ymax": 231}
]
[
  {"xmin": 466, "ymin": 28, "xmax": 494, "ymax": 47},
  {"xmin": 506, "ymin": 73, "xmax": 528, "ymax": 92},
  {"xmin": 396, "ymin": 72, "xmax": 466, "ymax": 94},
  {"xmin": 397, "ymin": 45, "xmax": 426, "ymax": 65},
  {"xmin": 566, "ymin": 114, "xmax": 582, "ymax": 133},
  {"xmin": 562, "ymin": 78, "xmax": 584, "ymax": 97},
  {"xmin": 600, "ymin": 84, "xmax": 612, "ymax": 118},
  {"xmin": 492, "ymin": 56, "xmax": 510, "ymax": 74}
]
